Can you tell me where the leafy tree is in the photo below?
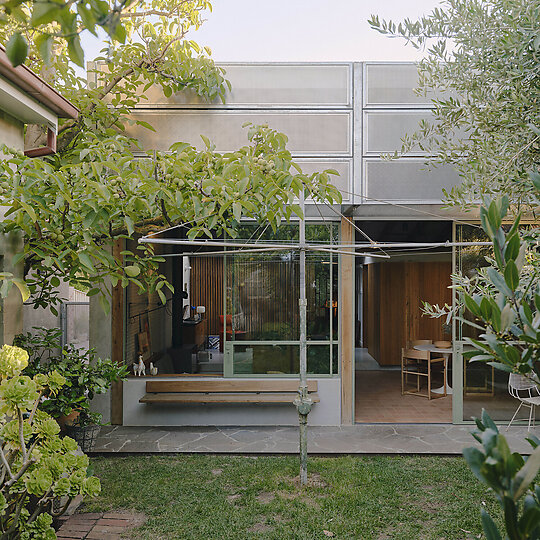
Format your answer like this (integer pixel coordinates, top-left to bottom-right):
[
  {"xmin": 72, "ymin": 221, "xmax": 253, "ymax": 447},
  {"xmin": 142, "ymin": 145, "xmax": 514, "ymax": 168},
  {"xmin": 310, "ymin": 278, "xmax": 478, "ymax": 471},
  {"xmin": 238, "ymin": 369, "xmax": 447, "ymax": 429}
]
[
  {"xmin": 369, "ymin": 0, "xmax": 539, "ymax": 209},
  {"xmin": 0, "ymin": 0, "xmax": 342, "ymax": 313}
]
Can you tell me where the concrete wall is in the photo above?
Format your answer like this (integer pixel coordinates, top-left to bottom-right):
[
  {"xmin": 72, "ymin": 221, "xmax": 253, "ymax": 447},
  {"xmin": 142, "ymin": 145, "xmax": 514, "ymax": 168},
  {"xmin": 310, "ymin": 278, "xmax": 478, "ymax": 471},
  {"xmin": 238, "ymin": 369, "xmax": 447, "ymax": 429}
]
[{"xmin": 123, "ymin": 377, "xmax": 341, "ymax": 426}]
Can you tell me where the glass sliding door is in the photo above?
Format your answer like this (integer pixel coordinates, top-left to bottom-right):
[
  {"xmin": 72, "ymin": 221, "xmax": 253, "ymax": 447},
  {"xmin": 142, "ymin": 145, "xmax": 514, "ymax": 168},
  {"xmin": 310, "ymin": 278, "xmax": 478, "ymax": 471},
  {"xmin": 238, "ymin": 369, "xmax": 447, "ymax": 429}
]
[{"xmin": 456, "ymin": 224, "xmax": 532, "ymax": 422}]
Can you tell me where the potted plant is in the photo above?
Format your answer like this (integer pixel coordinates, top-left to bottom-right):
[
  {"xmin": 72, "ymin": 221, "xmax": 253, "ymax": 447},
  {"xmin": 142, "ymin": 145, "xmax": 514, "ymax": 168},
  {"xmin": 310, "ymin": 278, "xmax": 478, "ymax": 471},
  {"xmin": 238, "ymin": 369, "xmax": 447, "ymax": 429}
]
[{"xmin": 15, "ymin": 327, "xmax": 128, "ymax": 451}]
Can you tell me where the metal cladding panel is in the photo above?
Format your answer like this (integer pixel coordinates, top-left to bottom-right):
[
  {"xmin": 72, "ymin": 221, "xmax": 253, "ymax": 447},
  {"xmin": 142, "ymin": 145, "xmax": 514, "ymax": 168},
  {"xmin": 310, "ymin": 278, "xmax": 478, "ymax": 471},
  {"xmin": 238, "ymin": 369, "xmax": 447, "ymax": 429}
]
[
  {"xmin": 364, "ymin": 111, "xmax": 433, "ymax": 155},
  {"xmin": 295, "ymin": 159, "xmax": 352, "ymax": 202},
  {"xmin": 364, "ymin": 160, "xmax": 460, "ymax": 202},
  {"xmin": 364, "ymin": 63, "xmax": 436, "ymax": 107},
  {"xmin": 136, "ymin": 63, "xmax": 352, "ymax": 108},
  {"xmin": 126, "ymin": 110, "xmax": 352, "ymax": 155}
]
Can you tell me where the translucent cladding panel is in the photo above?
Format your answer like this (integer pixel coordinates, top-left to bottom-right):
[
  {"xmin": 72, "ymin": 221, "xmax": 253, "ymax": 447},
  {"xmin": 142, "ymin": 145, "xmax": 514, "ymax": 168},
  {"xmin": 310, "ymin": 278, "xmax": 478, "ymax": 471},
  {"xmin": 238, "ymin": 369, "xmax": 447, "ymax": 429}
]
[
  {"xmin": 364, "ymin": 111, "xmax": 433, "ymax": 154},
  {"xmin": 364, "ymin": 63, "xmax": 438, "ymax": 106},
  {"xmin": 295, "ymin": 160, "xmax": 351, "ymax": 202},
  {"xmin": 126, "ymin": 111, "xmax": 352, "ymax": 155},
  {"xmin": 138, "ymin": 64, "xmax": 352, "ymax": 107},
  {"xmin": 365, "ymin": 160, "xmax": 460, "ymax": 202}
]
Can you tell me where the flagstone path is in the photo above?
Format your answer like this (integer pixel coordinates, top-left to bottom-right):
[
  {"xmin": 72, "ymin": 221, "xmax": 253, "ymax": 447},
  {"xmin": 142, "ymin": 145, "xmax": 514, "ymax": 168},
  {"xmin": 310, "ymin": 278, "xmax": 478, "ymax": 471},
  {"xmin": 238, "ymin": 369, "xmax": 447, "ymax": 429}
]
[{"xmin": 90, "ymin": 424, "xmax": 536, "ymax": 455}]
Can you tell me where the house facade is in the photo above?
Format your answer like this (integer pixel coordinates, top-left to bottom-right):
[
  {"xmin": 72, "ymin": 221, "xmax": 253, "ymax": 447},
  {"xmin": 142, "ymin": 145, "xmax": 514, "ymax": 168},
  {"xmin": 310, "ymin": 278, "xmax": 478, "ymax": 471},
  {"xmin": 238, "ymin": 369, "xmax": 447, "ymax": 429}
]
[{"xmin": 90, "ymin": 62, "xmax": 513, "ymax": 427}]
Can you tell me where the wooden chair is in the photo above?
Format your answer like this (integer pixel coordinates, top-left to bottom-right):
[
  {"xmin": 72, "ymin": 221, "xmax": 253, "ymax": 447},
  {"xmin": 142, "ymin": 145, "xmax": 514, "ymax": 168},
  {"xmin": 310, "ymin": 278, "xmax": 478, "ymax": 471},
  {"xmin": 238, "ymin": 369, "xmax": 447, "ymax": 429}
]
[{"xmin": 401, "ymin": 347, "xmax": 447, "ymax": 399}]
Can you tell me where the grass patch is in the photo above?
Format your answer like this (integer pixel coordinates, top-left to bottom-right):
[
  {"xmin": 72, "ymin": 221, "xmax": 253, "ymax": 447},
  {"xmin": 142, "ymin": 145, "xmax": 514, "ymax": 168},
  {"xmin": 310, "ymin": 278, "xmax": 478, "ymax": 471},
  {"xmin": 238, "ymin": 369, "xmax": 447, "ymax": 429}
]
[{"xmin": 84, "ymin": 455, "xmax": 498, "ymax": 539}]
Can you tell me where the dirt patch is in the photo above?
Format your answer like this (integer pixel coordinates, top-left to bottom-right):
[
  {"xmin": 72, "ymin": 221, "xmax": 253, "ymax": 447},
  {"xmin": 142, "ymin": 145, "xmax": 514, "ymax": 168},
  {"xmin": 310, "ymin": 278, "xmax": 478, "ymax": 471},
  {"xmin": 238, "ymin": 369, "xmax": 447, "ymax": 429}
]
[
  {"xmin": 277, "ymin": 491, "xmax": 320, "ymax": 509},
  {"xmin": 227, "ymin": 494, "xmax": 242, "ymax": 503},
  {"xmin": 211, "ymin": 469, "xmax": 223, "ymax": 476},
  {"xmin": 287, "ymin": 472, "xmax": 329, "ymax": 489},
  {"xmin": 247, "ymin": 521, "xmax": 274, "ymax": 533},
  {"xmin": 256, "ymin": 492, "xmax": 275, "ymax": 504}
]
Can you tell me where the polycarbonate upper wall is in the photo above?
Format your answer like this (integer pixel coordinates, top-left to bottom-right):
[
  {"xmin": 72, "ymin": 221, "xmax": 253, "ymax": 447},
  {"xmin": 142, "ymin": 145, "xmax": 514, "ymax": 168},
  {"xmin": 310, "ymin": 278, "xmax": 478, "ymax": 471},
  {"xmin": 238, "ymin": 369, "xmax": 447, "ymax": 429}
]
[{"xmin": 114, "ymin": 61, "xmax": 461, "ymax": 205}]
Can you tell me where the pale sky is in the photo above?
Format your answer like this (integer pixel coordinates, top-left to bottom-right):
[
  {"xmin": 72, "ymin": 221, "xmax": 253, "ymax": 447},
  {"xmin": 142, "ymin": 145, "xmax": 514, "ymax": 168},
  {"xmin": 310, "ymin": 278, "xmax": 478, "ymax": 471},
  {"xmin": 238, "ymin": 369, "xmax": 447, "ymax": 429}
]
[{"xmin": 82, "ymin": 0, "xmax": 444, "ymax": 64}]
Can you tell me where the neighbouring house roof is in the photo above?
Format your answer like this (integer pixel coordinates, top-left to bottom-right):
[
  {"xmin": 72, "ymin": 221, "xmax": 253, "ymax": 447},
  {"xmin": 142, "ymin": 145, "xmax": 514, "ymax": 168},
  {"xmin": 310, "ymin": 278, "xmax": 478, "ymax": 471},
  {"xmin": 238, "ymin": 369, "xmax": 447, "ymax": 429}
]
[{"xmin": 0, "ymin": 46, "xmax": 78, "ymax": 120}]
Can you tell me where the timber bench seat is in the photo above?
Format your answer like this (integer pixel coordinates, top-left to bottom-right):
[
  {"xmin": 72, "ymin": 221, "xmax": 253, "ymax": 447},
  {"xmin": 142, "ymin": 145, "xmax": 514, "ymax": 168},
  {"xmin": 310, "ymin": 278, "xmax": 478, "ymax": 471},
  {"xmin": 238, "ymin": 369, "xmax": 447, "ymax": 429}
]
[{"xmin": 139, "ymin": 380, "xmax": 319, "ymax": 404}]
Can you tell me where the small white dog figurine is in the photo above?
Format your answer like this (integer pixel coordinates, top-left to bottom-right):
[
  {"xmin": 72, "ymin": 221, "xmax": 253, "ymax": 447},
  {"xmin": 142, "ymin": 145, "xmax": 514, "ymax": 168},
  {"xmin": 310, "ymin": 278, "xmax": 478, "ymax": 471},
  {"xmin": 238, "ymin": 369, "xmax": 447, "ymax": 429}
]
[
  {"xmin": 134, "ymin": 355, "xmax": 146, "ymax": 376},
  {"xmin": 149, "ymin": 362, "xmax": 158, "ymax": 376}
]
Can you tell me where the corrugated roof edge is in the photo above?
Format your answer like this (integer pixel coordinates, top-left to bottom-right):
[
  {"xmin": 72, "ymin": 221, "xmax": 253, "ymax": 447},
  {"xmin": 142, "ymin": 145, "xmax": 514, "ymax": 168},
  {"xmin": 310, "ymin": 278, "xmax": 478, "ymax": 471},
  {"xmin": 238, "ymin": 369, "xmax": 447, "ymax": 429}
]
[{"xmin": 0, "ymin": 46, "xmax": 78, "ymax": 120}]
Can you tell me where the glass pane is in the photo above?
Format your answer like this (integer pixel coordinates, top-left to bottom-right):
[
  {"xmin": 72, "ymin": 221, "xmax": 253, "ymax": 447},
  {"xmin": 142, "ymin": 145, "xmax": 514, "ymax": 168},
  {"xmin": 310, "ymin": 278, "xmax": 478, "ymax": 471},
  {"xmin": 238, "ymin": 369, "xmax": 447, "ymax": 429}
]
[
  {"xmin": 232, "ymin": 344, "xmax": 299, "ymax": 375},
  {"xmin": 457, "ymin": 225, "xmax": 491, "ymax": 340},
  {"xmin": 307, "ymin": 345, "xmax": 330, "ymax": 374},
  {"xmin": 226, "ymin": 222, "xmax": 338, "ymax": 343},
  {"xmin": 462, "ymin": 350, "xmax": 534, "ymax": 422}
]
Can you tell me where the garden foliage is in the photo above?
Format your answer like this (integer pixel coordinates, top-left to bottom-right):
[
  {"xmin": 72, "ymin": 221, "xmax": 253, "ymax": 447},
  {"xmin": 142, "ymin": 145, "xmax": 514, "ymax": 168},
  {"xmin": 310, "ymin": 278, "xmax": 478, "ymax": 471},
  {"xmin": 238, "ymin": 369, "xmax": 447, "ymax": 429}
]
[
  {"xmin": 463, "ymin": 411, "xmax": 540, "ymax": 540},
  {"xmin": 0, "ymin": 344, "xmax": 100, "ymax": 539}
]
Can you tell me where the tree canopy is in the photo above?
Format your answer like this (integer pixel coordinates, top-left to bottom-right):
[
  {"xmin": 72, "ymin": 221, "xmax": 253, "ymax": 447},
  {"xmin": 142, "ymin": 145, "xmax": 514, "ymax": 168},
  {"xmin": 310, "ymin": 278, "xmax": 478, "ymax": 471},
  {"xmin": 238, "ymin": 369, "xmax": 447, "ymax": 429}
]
[
  {"xmin": 369, "ymin": 0, "xmax": 539, "ymax": 210},
  {"xmin": 0, "ymin": 0, "xmax": 342, "ymax": 312}
]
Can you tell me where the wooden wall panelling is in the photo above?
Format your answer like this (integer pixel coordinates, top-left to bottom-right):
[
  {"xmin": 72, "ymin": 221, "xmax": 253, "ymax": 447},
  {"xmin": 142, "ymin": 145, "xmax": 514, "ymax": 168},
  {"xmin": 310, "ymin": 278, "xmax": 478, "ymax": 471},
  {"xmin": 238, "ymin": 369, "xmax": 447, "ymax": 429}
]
[
  {"xmin": 190, "ymin": 257, "xmax": 223, "ymax": 336},
  {"xmin": 366, "ymin": 263, "xmax": 380, "ymax": 362},
  {"xmin": 378, "ymin": 262, "xmax": 406, "ymax": 366}
]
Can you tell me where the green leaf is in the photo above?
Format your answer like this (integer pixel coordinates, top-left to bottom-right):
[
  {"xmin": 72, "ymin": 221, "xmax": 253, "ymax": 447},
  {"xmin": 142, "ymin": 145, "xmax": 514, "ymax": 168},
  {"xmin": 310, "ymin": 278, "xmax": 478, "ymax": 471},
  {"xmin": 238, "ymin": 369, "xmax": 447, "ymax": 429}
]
[
  {"xmin": 5, "ymin": 32, "xmax": 28, "ymax": 67},
  {"xmin": 463, "ymin": 447, "xmax": 485, "ymax": 482},
  {"xmin": 12, "ymin": 278, "xmax": 30, "ymax": 302},
  {"xmin": 512, "ymin": 446, "xmax": 540, "ymax": 501},
  {"xmin": 35, "ymin": 33, "xmax": 53, "ymax": 65},
  {"xmin": 124, "ymin": 265, "xmax": 140, "ymax": 277},
  {"xmin": 503, "ymin": 260, "xmax": 519, "ymax": 292},
  {"xmin": 157, "ymin": 289, "xmax": 166, "ymax": 304},
  {"xmin": 487, "ymin": 267, "xmax": 512, "ymax": 297},
  {"xmin": 67, "ymin": 36, "xmax": 85, "ymax": 67},
  {"xmin": 78, "ymin": 252, "xmax": 95, "ymax": 272},
  {"xmin": 504, "ymin": 234, "xmax": 520, "ymax": 262},
  {"xmin": 530, "ymin": 171, "xmax": 540, "ymax": 192},
  {"xmin": 481, "ymin": 508, "xmax": 502, "ymax": 540},
  {"xmin": 31, "ymin": 0, "xmax": 62, "ymax": 25},
  {"xmin": 232, "ymin": 201, "xmax": 242, "ymax": 222}
]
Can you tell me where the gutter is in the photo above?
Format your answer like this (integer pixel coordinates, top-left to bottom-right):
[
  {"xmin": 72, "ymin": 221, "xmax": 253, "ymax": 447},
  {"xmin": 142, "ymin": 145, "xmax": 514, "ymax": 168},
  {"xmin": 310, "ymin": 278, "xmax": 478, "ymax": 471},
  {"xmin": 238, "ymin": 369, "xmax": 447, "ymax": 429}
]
[{"xmin": 24, "ymin": 126, "xmax": 56, "ymax": 157}]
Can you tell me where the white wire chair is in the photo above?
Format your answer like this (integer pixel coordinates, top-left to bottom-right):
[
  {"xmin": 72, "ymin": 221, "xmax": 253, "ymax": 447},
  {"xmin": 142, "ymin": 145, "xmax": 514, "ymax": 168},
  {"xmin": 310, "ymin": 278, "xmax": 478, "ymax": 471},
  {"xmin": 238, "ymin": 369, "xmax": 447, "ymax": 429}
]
[{"xmin": 506, "ymin": 373, "xmax": 540, "ymax": 431}]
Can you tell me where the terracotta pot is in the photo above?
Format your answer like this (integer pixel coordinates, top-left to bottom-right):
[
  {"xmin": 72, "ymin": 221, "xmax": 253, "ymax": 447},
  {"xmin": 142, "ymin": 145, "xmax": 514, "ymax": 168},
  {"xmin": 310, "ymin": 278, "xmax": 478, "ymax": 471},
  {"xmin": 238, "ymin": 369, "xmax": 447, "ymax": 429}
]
[{"xmin": 56, "ymin": 410, "xmax": 81, "ymax": 432}]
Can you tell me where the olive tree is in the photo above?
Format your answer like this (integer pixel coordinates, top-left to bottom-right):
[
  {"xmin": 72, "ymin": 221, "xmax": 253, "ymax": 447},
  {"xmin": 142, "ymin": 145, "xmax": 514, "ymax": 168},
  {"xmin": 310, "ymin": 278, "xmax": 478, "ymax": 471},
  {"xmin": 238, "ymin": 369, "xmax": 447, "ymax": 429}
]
[{"xmin": 369, "ymin": 0, "xmax": 539, "ymax": 210}]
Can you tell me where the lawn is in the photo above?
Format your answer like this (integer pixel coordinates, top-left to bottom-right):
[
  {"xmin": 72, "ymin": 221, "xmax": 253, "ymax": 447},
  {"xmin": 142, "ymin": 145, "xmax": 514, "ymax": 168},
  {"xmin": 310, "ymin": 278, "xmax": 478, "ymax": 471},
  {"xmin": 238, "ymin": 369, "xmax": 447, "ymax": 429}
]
[{"xmin": 82, "ymin": 455, "xmax": 500, "ymax": 539}]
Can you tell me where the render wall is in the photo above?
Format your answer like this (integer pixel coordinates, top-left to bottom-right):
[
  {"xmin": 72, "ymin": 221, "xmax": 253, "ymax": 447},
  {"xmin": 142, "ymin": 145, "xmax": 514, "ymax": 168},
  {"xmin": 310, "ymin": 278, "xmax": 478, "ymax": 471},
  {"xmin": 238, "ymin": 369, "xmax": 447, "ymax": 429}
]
[
  {"xmin": 123, "ymin": 377, "xmax": 341, "ymax": 427},
  {"xmin": 0, "ymin": 110, "xmax": 24, "ymax": 345}
]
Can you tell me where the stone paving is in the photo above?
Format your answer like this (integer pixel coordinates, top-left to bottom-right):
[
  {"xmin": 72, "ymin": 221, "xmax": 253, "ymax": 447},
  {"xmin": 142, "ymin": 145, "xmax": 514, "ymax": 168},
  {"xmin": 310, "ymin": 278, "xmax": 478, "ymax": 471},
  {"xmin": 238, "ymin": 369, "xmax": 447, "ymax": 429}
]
[
  {"xmin": 56, "ymin": 512, "xmax": 145, "ymax": 539},
  {"xmin": 91, "ymin": 424, "xmax": 537, "ymax": 455}
]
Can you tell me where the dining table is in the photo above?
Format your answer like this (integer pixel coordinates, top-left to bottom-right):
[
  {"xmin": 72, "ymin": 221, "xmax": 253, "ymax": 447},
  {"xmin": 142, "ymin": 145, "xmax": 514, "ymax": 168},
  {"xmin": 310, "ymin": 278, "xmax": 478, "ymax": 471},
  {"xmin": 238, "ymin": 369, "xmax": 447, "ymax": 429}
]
[{"xmin": 413, "ymin": 344, "xmax": 453, "ymax": 395}]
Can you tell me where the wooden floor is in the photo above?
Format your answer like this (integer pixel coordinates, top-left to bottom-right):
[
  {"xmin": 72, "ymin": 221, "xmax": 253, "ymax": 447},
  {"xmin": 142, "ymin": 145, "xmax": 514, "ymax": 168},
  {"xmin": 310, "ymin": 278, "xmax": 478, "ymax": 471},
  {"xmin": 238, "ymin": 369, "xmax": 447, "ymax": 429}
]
[{"xmin": 355, "ymin": 370, "xmax": 452, "ymax": 423}]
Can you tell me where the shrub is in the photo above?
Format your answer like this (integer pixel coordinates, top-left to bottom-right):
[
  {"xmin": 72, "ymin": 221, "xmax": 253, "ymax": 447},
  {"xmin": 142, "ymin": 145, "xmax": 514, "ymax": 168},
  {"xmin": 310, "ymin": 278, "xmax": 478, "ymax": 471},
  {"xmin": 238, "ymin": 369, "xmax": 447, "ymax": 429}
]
[{"xmin": 0, "ymin": 344, "xmax": 101, "ymax": 539}]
